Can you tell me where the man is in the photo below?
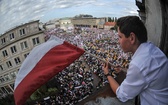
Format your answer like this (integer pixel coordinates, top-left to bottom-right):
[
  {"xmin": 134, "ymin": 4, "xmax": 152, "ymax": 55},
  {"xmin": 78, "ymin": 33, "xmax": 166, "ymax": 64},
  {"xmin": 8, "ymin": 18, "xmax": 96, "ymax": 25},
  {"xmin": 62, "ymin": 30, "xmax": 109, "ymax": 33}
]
[{"xmin": 103, "ymin": 16, "xmax": 168, "ymax": 105}]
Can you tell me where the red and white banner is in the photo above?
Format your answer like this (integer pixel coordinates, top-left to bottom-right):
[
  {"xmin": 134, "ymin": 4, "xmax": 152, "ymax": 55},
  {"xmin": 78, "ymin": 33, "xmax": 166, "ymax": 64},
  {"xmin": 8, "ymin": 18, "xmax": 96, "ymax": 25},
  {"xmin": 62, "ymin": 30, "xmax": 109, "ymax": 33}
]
[{"xmin": 14, "ymin": 35, "xmax": 85, "ymax": 105}]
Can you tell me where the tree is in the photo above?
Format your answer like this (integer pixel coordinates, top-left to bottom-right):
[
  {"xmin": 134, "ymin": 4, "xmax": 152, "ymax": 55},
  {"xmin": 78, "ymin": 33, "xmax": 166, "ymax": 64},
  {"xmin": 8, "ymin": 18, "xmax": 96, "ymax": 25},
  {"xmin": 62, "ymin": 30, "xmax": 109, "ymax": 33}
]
[
  {"xmin": 114, "ymin": 17, "xmax": 118, "ymax": 22},
  {"xmin": 108, "ymin": 17, "xmax": 112, "ymax": 22},
  {"xmin": 112, "ymin": 17, "xmax": 114, "ymax": 22}
]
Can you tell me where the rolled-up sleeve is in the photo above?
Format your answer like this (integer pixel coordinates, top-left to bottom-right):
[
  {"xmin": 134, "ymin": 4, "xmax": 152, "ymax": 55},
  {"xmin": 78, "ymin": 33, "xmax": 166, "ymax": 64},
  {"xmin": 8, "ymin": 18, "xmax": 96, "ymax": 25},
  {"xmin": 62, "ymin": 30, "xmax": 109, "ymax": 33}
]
[{"xmin": 116, "ymin": 64, "xmax": 147, "ymax": 102}]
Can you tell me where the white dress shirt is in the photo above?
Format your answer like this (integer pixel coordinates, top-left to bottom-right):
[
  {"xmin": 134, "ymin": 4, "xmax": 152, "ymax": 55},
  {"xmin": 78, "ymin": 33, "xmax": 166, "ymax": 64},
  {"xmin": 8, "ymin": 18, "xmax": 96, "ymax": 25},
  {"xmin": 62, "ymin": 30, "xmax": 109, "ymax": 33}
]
[{"xmin": 116, "ymin": 42, "xmax": 168, "ymax": 105}]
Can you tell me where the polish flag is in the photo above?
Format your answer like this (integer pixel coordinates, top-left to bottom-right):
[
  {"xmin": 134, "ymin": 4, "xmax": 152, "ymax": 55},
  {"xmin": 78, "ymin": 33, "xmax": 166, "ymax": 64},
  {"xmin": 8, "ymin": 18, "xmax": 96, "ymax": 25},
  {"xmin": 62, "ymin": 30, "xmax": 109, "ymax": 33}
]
[{"xmin": 14, "ymin": 35, "xmax": 85, "ymax": 105}]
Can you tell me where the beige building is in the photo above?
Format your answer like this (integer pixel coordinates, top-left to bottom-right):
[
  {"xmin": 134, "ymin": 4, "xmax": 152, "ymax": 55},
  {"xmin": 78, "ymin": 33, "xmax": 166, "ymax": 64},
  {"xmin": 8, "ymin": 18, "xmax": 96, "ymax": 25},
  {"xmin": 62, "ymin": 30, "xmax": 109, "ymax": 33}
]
[
  {"xmin": 44, "ymin": 19, "xmax": 60, "ymax": 30},
  {"xmin": 71, "ymin": 17, "xmax": 106, "ymax": 29},
  {"xmin": 59, "ymin": 18, "xmax": 74, "ymax": 31},
  {"xmin": 0, "ymin": 20, "xmax": 45, "ymax": 97},
  {"xmin": 43, "ymin": 15, "xmax": 108, "ymax": 33}
]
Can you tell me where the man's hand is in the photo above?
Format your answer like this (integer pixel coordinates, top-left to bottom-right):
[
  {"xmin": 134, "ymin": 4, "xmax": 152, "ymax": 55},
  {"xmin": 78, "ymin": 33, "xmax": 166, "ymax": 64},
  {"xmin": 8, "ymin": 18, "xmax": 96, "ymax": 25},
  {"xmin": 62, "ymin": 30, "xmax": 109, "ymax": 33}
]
[{"xmin": 102, "ymin": 62, "xmax": 110, "ymax": 75}]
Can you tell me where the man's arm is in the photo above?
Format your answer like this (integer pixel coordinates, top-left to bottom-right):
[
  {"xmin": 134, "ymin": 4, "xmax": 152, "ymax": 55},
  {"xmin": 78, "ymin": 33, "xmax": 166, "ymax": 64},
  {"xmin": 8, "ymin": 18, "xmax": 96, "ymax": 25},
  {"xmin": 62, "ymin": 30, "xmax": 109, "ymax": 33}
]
[
  {"xmin": 103, "ymin": 63, "xmax": 119, "ymax": 94},
  {"xmin": 106, "ymin": 75, "xmax": 119, "ymax": 94}
]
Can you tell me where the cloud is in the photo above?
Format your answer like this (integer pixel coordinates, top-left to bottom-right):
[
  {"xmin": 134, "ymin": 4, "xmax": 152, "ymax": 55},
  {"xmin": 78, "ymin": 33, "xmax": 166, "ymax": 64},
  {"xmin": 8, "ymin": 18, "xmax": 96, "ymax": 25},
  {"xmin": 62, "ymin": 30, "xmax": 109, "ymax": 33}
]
[{"xmin": 0, "ymin": 0, "xmax": 138, "ymax": 34}]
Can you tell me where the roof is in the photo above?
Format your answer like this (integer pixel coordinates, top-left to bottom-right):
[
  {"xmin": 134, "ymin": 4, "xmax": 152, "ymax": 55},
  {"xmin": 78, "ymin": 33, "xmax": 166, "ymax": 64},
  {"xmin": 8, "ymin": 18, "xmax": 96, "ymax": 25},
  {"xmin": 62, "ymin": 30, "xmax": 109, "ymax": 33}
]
[{"xmin": 104, "ymin": 22, "xmax": 116, "ymax": 26}]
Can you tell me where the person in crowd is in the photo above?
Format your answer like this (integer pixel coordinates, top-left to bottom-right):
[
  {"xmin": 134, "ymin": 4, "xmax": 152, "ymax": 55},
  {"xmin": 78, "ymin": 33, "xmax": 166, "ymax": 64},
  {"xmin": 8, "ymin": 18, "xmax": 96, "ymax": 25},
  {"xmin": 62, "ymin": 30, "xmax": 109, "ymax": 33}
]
[{"xmin": 103, "ymin": 16, "xmax": 168, "ymax": 105}]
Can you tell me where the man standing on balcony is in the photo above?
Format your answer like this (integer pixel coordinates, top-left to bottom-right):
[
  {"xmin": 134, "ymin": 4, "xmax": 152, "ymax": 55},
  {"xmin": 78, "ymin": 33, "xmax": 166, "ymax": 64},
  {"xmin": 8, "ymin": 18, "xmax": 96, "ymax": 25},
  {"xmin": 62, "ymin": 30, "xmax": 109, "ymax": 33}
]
[{"xmin": 103, "ymin": 16, "xmax": 168, "ymax": 105}]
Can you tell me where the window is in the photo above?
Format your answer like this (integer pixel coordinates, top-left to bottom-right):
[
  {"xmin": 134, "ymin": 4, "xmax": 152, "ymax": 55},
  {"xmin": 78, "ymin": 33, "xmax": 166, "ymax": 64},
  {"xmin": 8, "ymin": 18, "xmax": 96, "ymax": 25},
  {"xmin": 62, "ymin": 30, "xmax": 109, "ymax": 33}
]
[
  {"xmin": 1, "ymin": 38, "xmax": 6, "ymax": 44},
  {"xmin": 20, "ymin": 41, "xmax": 28, "ymax": 50},
  {"xmin": 10, "ymin": 84, "xmax": 14, "ymax": 89},
  {"xmin": 4, "ymin": 74, "xmax": 10, "ymax": 81},
  {"xmin": 0, "ymin": 65, "xmax": 3, "ymax": 71},
  {"xmin": 32, "ymin": 37, "xmax": 40, "ymax": 45},
  {"xmin": 6, "ymin": 61, "xmax": 12, "ymax": 68},
  {"xmin": 0, "ymin": 76, "xmax": 5, "ymax": 83},
  {"xmin": 1, "ymin": 87, "xmax": 8, "ymax": 93},
  {"xmin": 24, "ymin": 53, "xmax": 29, "ymax": 58},
  {"xmin": 9, "ymin": 33, "xmax": 15, "ymax": 40},
  {"xmin": 10, "ymin": 46, "xmax": 17, "ymax": 54},
  {"xmin": 14, "ymin": 57, "xmax": 21, "ymax": 65},
  {"xmin": 2, "ymin": 50, "xmax": 8, "ymax": 57},
  {"xmin": 19, "ymin": 28, "xmax": 25, "ymax": 35},
  {"xmin": 10, "ymin": 71, "xmax": 17, "ymax": 79}
]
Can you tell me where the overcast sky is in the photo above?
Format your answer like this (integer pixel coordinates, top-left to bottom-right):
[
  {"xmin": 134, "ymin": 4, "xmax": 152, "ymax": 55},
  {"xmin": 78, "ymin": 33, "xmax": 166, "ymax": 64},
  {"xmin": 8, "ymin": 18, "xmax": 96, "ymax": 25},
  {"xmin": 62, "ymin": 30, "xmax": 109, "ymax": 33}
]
[{"xmin": 0, "ymin": 0, "xmax": 138, "ymax": 34}]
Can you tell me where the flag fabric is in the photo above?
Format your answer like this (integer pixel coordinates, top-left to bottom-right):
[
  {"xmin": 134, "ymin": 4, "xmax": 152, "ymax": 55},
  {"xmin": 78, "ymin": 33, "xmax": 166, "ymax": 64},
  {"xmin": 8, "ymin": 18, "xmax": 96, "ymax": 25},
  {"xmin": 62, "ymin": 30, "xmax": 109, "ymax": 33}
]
[{"xmin": 14, "ymin": 35, "xmax": 85, "ymax": 105}]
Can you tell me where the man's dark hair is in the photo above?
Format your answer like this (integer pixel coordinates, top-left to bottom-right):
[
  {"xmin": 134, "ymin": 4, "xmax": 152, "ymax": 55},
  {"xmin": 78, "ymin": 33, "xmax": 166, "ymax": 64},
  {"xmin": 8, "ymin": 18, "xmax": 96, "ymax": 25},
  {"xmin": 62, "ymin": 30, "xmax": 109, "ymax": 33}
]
[{"xmin": 116, "ymin": 16, "xmax": 148, "ymax": 43}]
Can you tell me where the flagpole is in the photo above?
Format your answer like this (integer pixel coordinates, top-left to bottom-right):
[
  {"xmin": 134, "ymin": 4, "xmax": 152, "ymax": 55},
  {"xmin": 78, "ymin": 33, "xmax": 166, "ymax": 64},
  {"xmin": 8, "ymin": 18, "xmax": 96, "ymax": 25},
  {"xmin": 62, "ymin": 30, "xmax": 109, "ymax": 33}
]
[{"xmin": 85, "ymin": 51, "xmax": 127, "ymax": 72}]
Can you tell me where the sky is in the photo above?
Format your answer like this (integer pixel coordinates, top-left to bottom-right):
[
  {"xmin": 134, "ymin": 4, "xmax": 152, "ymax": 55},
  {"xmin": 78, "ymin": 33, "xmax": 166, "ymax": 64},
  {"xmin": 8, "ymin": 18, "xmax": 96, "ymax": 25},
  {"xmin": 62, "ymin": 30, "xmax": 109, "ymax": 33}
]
[{"xmin": 0, "ymin": 0, "xmax": 138, "ymax": 34}]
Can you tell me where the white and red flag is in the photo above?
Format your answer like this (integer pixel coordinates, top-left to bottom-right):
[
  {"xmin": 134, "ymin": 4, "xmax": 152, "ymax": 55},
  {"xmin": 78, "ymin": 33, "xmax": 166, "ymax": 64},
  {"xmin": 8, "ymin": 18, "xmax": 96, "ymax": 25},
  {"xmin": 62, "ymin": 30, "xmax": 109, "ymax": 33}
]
[{"xmin": 14, "ymin": 35, "xmax": 85, "ymax": 105}]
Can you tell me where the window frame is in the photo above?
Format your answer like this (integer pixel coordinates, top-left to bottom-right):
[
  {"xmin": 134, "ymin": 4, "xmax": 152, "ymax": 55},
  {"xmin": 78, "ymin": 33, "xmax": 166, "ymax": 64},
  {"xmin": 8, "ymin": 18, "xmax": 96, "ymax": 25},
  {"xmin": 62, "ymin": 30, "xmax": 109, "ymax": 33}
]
[
  {"xmin": 10, "ymin": 46, "xmax": 17, "ymax": 54},
  {"xmin": 20, "ymin": 41, "xmax": 28, "ymax": 50},
  {"xmin": 6, "ymin": 61, "xmax": 12, "ymax": 68},
  {"xmin": 32, "ymin": 37, "xmax": 40, "ymax": 45},
  {"xmin": 9, "ymin": 33, "xmax": 15, "ymax": 40},
  {"xmin": 2, "ymin": 50, "xmax": 8, "ymax": 57},
  {"xmin": 14, "ymin": 57, "xmax": 21, "ymax": 65}
]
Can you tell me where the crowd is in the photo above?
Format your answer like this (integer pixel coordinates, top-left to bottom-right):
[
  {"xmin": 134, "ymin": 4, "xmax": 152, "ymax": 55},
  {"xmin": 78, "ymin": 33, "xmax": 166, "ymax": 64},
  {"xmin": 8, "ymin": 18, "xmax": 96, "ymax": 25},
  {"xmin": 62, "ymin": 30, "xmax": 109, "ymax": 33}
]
[{"xmin": 36, "ymin": 27, "xmax": 132, "ymax": 105}]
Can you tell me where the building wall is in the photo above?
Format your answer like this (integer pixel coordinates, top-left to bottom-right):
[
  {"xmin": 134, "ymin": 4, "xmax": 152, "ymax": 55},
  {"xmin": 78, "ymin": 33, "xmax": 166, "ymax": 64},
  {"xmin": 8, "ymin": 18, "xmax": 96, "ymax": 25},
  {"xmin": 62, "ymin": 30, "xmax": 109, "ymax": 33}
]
[
  {"xmin": 71, "ymin": 18, "xmax": 105, "ymax": 28},
  {"xmin": 136, "ymin": 0, "xmax": 168, "ymax": 56},
  {"xmin": 44, "ymin": 17, "xmax": 107, "ymax": 32},
  {"xmin": 59, "ymin": 18, "xmax": 74, "ymax": 31},
  {"xmin": 0, "ymin": 20, "xmax": 45, "ymax": 95},
  {"xmin": 145, "ymin": 0, "xmax": 162, "ymax": 46}
]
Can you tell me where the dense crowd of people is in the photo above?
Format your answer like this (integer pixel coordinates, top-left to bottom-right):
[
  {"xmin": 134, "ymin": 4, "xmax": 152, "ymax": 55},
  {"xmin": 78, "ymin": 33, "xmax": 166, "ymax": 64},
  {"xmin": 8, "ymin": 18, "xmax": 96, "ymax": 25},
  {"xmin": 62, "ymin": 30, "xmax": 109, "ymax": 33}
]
[{"xmin": 35, "ymin": 27, "xmax": 132, "ymax": 105}]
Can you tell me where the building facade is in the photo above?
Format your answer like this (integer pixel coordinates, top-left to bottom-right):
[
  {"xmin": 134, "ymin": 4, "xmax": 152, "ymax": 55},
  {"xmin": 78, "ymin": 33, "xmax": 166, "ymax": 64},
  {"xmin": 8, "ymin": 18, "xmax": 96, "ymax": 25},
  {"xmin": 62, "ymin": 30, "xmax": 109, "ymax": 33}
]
[
  {"xmin": 43, "ymin": 15, "xmax": 111, "ymax": 32},
  {"xmin": 71, "ymin": 17, "xmax": 107, "ymax": 29},
  {"xmin": 59, "ymin": 18, "xmax": 74, "ymax": 31},
  {"xmin": 0, "ymin": 20, "xmax": 45, "ymax": 97}
]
